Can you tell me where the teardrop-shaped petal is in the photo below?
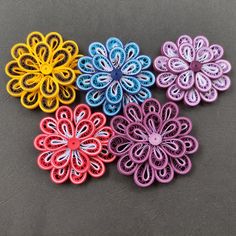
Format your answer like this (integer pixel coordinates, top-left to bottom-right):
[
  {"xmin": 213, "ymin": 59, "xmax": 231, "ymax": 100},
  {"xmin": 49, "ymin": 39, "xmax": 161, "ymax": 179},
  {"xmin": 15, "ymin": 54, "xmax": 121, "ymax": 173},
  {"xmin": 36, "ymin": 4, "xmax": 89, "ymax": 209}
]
[
  {"xmin": 117, "ymin": 154, "xmax": 138, "ymax": 175},
  {"xmin": 177, "ymin": 117, "xmax": 192, "ymax": 136},
  {"xmin": 51, "ymin": 148, "xmax": 70, "ymax": 168},
  {"xmin": 80, "ymin": 138, "xmax": 102, "ymax": 156},
  {"xmin": 179, "ymin": 43, "xmax": 195, "ymax": 62},
  {"xmin": 19, "ymin": 73, "xmax": 41, "ymax": 92},
  {"xmin": 124, "ymin": 42, "xmax": 140, "ymax": 61},
  {"xmin": 129, "ymin": 143, "xmax": 151, "ymax": 164},
  {"xmin": 34, "ymin": 134, "xmax": 47, "ymax": 151},
  {"xmin": 55, "ymin": 106, "xmax": 73, "ymax": 121},
  {"xmin": 136, "ymin": 55, "xmax": 151, "ymax": 69},
  {"xmin": 44, "ymin": 134, "xmax": 67, "ymax": 151},
  {"xmin": 196, "ymin": 47, "xmax": 214, "ymax": 63},
  {"xmin": 106, "ymin": 37, "xmax": 123, "ymax": 52},
  {"xmin": 86, "ymin": 89, "xmax": 106, "ymax": 107},
  {"xmin": 195, "ymin": 72, "xmax": 212, "ymax": 92},
  {"xmin": 180, "ymin": 135, "xmax": 199, "ymax": 154},
  {"xmin": 37, "ymin": 151, "xmax": 53, "ymax": 170},
  {"xmin": 201, "ymin": 63, "xmax": 223, "ymax": 79},
  {"xmin": 155, "ymin": 164, "xmax": 174, "ymax": 183},
  {"xmin": 6, "ymin": 78, "xmax": 23, "ymax": 97},
  {"xmin": 51, "ymin": 49, "xmax": 70, "ymax": 68},
  {"xmin": 156, "ymin": 72, "xmax": 177, "ymax": 88},
  {"xmin": 136, "ymin": 71, "xmax": 155, "ymax": 87},
  {"xmin": 76, "ymin": 74, "xmax": 92, "ymax": 91},
  {"xmin": 109, "ymin": 135, "xmax": 133, "ymax": 155},
  {"xmin": 166, "ymin": 84, "xmax": 185, "ymax": 101},
  {"xmin": 143, "ymin": 112, "xmax": 162, "ymax": 134},
  {"xmin": 170, "ymin": 155, "xmax": 192, "ymax": 175},
  {"xmin": 200, "ymin": 87, "xmax": 218, "ymax": 103},
  {"xmin": 90, "ymin": 112, "xmax": 106, "ymax": 130},
  {"xmin": 215, "ymin": 59, "xmax": 231, "ymax": 74},
  {"xmin": 210, "ymin": 44, "xmax": 224, "ymax": 61},
  {"xmin": 50, "ymin": 166, "xmax": 70, "ymax": 184},
  {"xmin": 91, "ymin": 72, "xmax": 112, "ymax": 90},
  {"xmin": 103, "ymin": 101, "xmax": 121, "ymax": 116},
  {"xmin": 109, "ymin": 47, "xmax": 126, "ymax": 68},
  {"xmin": 212, "ymin": 75, "xmax": 231, "ymax": 91},
  {"xmin": 161, "ymin": 41, "xmax": 178, "ymax": 58},
  {"xmin": 95, "ymin": 126, "xmax": 113, "ymax": 143},
  {"xmin": 105, "ymin": 81, "xmax": 123, "ymax": 104},
  {"xmin": 57, "ymin": 118, "xmax": 74, "ymax": 138},
  {"xmin": 193, "ymin": 36, "xmax": 209, "ymax": 51},
  {"xmin": 89, "ymin": 42, "xmax": 107, "ymax": 57},
  {"xmin": 153, "ymin": 56, "xmax": 169, "ymax": 72},
  {"xmin": 40, "ymin": 117, "xmax": 57, "ymax": 134},
  {"xmin": 160, "ymin": 119, "xmax": 181, "ymax": 139},
  {"xmin": 134, "ymin": 87, "xmax": 152, "ymax": 103},
  {"xmin": 120, "ymin": 76, "xmax": 141, "ymax": 94},
  {"xmin": 111, "ymin": 115, "xmax": 129, "ymax": 135},
  {"xmin": 40, "ymin": 76, "xmax": 59, "ymax": 98},
  {"xmin": 18, "ymin": 54, "xmax": 39, "ymax": 71},
  {"xmin": 184, "ymin": 88, "xmax": 201, "ymax": 106},
  {"xmin": 74, "ymin": 104, "xmax": 91, "ymax": 124},
  {"xmin": 176, "ymin": 70, "xmax": 194, "ymax": 90},
  {"xmin": 71, "ymin": 150, "xmax": 90, "ymax": 173},
  {"xmin": 127, "ymin": 122, "xmax": 149, "ymax": 142},
  {"xmin": 149, "ymin": 147, "xmax": 168, "ymax": 170},
  {"xmin": 70, "ymin": 169, "xmax": 87, "ymax": 185},
  {"xmin": 75, "ymin": 120, "xmax": 94, "ymax": 139},
  {"xmin": 177, "ymin": 35, "xmax": 193, "ymax": 47},
  {"xmin": 97, "ymin": 145, "xmax": 116, "ymax": 163},
  {"xmin": 93, "ymin": 54, "xmax": 113, "ymax": 72},
  {"xmin": 161, "ymin": 102, "xmax": 179, "ymax": 122},
  {"xmin": 88, "ymin": 157, "xmax": 105, "ymax": 178},
  {"xmin": 134, "ymin": 162, "xmax": 155, "ymax": 187},
  {"xmin": 168, "ymin": 57, "xmax": 189, "ymax": 73},
  {"xmin": 124, "ymin": 102, "xmax": 143, "ymax": 122},
  {"xmin": 121, "ymin": 59, "xmax": 142, "ymax": 75},
  {"xmin": 142, "ymin": 98, "xmax": 161, "ymax": 115},
  {"xmin": 161, "ymin": 139, "xmax": 186, "ymax": 158},
  {"xmin": 78, "ymin": 56, "xmax": 95, "ymax": 73}
]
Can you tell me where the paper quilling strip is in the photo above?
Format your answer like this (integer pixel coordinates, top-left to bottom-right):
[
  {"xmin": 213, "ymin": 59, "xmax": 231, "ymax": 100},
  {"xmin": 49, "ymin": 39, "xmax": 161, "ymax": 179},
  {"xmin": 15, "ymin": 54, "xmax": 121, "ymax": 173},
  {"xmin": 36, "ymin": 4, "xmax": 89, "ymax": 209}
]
[
  {"xmin": 109, "ymin": 98, "xmax": 199, "ymax": 187},
  {"xmin": 77, "ymin": 37, "xmax": 155, "ymax": 116},
  {"xmin": 154, "ymin": 35, "xmax": 231, "ymax": 106},
  {"xmin": 6, "ymin": 31, "xmax": 82, "ymax": 113},
  {"xmin": 34, "ymin": 104, "xmax": 115, "ymax": 184}
]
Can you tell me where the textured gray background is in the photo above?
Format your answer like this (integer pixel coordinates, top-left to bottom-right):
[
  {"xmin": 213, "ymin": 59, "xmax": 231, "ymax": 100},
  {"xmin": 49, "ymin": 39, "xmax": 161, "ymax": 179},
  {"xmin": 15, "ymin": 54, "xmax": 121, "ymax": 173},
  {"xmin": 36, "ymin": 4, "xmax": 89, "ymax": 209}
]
[{"xmin": 0, "ymin": 0, "xmax": 235, "ymax": 235}]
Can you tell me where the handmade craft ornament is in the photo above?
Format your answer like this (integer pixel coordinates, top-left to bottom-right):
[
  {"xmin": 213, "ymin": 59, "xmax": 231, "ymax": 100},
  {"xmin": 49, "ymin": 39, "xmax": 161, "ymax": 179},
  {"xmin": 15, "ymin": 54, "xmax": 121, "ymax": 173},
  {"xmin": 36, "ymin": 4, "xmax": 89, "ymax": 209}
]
[
  {"xmin": 6, "ymin": 31, "xmax": 82, "ymax": 113},
  {"xmin": 109, "ymin": 98, "xmax": 199, "ymax": 187},
  {"xmin": 34, "ymin": 104, "xmax": 115, "ymax": 184},
  {"xmin": 77, "ymin": 37, "xmax": 155, "ymax": 116},
  {"xmin": 154, "ymin": 35, "xmax": 231, "ymax": 106}
]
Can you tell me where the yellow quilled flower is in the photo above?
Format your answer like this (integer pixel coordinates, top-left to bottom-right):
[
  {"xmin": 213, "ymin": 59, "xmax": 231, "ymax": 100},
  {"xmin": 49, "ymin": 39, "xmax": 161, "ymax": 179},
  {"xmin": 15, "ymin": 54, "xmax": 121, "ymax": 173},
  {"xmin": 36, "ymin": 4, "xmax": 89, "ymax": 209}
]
[{"xmin": 5, "ymin": 31, "xmax": 82, "ymax": 113}]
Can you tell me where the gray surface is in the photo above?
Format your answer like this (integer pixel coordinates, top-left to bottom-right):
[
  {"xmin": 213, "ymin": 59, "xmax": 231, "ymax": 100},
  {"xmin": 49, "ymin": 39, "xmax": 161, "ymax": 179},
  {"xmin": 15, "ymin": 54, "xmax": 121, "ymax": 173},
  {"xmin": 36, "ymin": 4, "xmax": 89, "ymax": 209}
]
[{"xmin": 0, "ymin": 0, "xmax": 235, "ymax": 235}]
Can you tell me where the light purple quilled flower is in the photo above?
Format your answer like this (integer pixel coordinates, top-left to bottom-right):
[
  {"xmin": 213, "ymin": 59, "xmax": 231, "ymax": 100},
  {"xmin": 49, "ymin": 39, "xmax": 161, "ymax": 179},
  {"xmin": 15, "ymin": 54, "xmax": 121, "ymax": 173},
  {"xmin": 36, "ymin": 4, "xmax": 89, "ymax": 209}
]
[
  {"xmin": 154, "ymin": 35, "xmax": 231, "ymax": 106},
  {"xmin": 108, "ymin": 98, "xmax": 199, "ymax": 187}
]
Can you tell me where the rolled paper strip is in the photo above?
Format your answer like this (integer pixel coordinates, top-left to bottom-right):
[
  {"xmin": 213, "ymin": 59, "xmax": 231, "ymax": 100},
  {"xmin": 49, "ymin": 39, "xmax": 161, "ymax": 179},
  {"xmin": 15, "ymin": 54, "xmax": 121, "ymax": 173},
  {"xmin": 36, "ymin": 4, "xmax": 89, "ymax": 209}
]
[
  {"xmin": 34, "ymin": 104, "xmax": 115, "ymax": 184},
  {"xmin": 77, "ymin": 37, "xmax": 155, "ymax": 116},
  {"xmin": 5, "ymin": 31, "xmax": 82, "ymax": 113},
  {"xmin": 154, "ymin": 35, "xmax": 231, "ymax": 106},
  {"xmin": 109, "ymin": 98, "xmax": 198, "ymax": 188}
]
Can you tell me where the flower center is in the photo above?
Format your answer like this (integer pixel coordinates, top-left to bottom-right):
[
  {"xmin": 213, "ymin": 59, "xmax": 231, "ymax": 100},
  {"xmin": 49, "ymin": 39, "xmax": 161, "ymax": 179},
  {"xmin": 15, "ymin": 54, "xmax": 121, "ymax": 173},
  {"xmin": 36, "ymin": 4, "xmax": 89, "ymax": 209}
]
[
  {"xmin": 148, "ymin": 133, "xmax": 162, "ymax": 146},
  {"xmin": 68, "ymin": 138, "xmax": 80, "ymax": 150},
  {"xmin": 111, "ymin": 69, "xmax": 122, "ymax": 80},
  {"xmin": 190, "ymin": 61, "xmax": 202, "ymax": 72},
  {"xmin": 40, "ymin": 63, "xmax": 53, "ymax": 75}
]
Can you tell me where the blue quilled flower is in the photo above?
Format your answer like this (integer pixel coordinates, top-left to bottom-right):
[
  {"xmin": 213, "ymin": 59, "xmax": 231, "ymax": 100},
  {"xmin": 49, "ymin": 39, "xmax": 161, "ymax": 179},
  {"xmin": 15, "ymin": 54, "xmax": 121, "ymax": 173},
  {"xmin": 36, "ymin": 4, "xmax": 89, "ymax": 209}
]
[{"xmin": 77, "ymin": 37, "xmax": 155, "ymax": 116}]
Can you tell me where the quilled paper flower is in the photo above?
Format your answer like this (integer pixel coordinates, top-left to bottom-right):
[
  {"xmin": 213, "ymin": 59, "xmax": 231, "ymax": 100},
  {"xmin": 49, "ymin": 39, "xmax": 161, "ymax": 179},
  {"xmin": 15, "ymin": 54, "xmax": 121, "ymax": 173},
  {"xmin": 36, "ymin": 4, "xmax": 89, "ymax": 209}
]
[
  {"xmin": 6, "ymin": 31, "xmax": 82, "ymax": 113},
  {"xmin": 109, "ymin": 98, "xmax": 199, "ymax": 187},
  {"xmin": 154, "ymin": 35, "xmax": 231, "ymax": 106},
  {"xmin": 77, "ymin": 37, "xmax": 155, "ymax": 116},
  {"xmin": 34, "ymin": 104, "xmax": 115, "ymax": 184}
]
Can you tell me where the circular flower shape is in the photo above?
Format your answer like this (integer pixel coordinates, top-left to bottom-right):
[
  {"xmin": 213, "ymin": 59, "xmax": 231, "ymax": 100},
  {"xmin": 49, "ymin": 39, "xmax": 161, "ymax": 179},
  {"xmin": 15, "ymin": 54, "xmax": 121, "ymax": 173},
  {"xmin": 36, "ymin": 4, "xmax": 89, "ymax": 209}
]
[
  {"xmin": 109, "ymin": 98, "xmax": 199, "ymax": 187},
  {"xmin": 34, "ymin": 104, "xmax": 115, "ymax": 184},
  {"xmin": 77, "ymin": 37, "xmax": 155, "ymax": 116},
  {"xmin": 154, "ymin": 35, "xmax": 231, "ymax": 106},
  {"xmin": 6, "ymin": 31, "xmax": 82, "ymax": 113}
]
